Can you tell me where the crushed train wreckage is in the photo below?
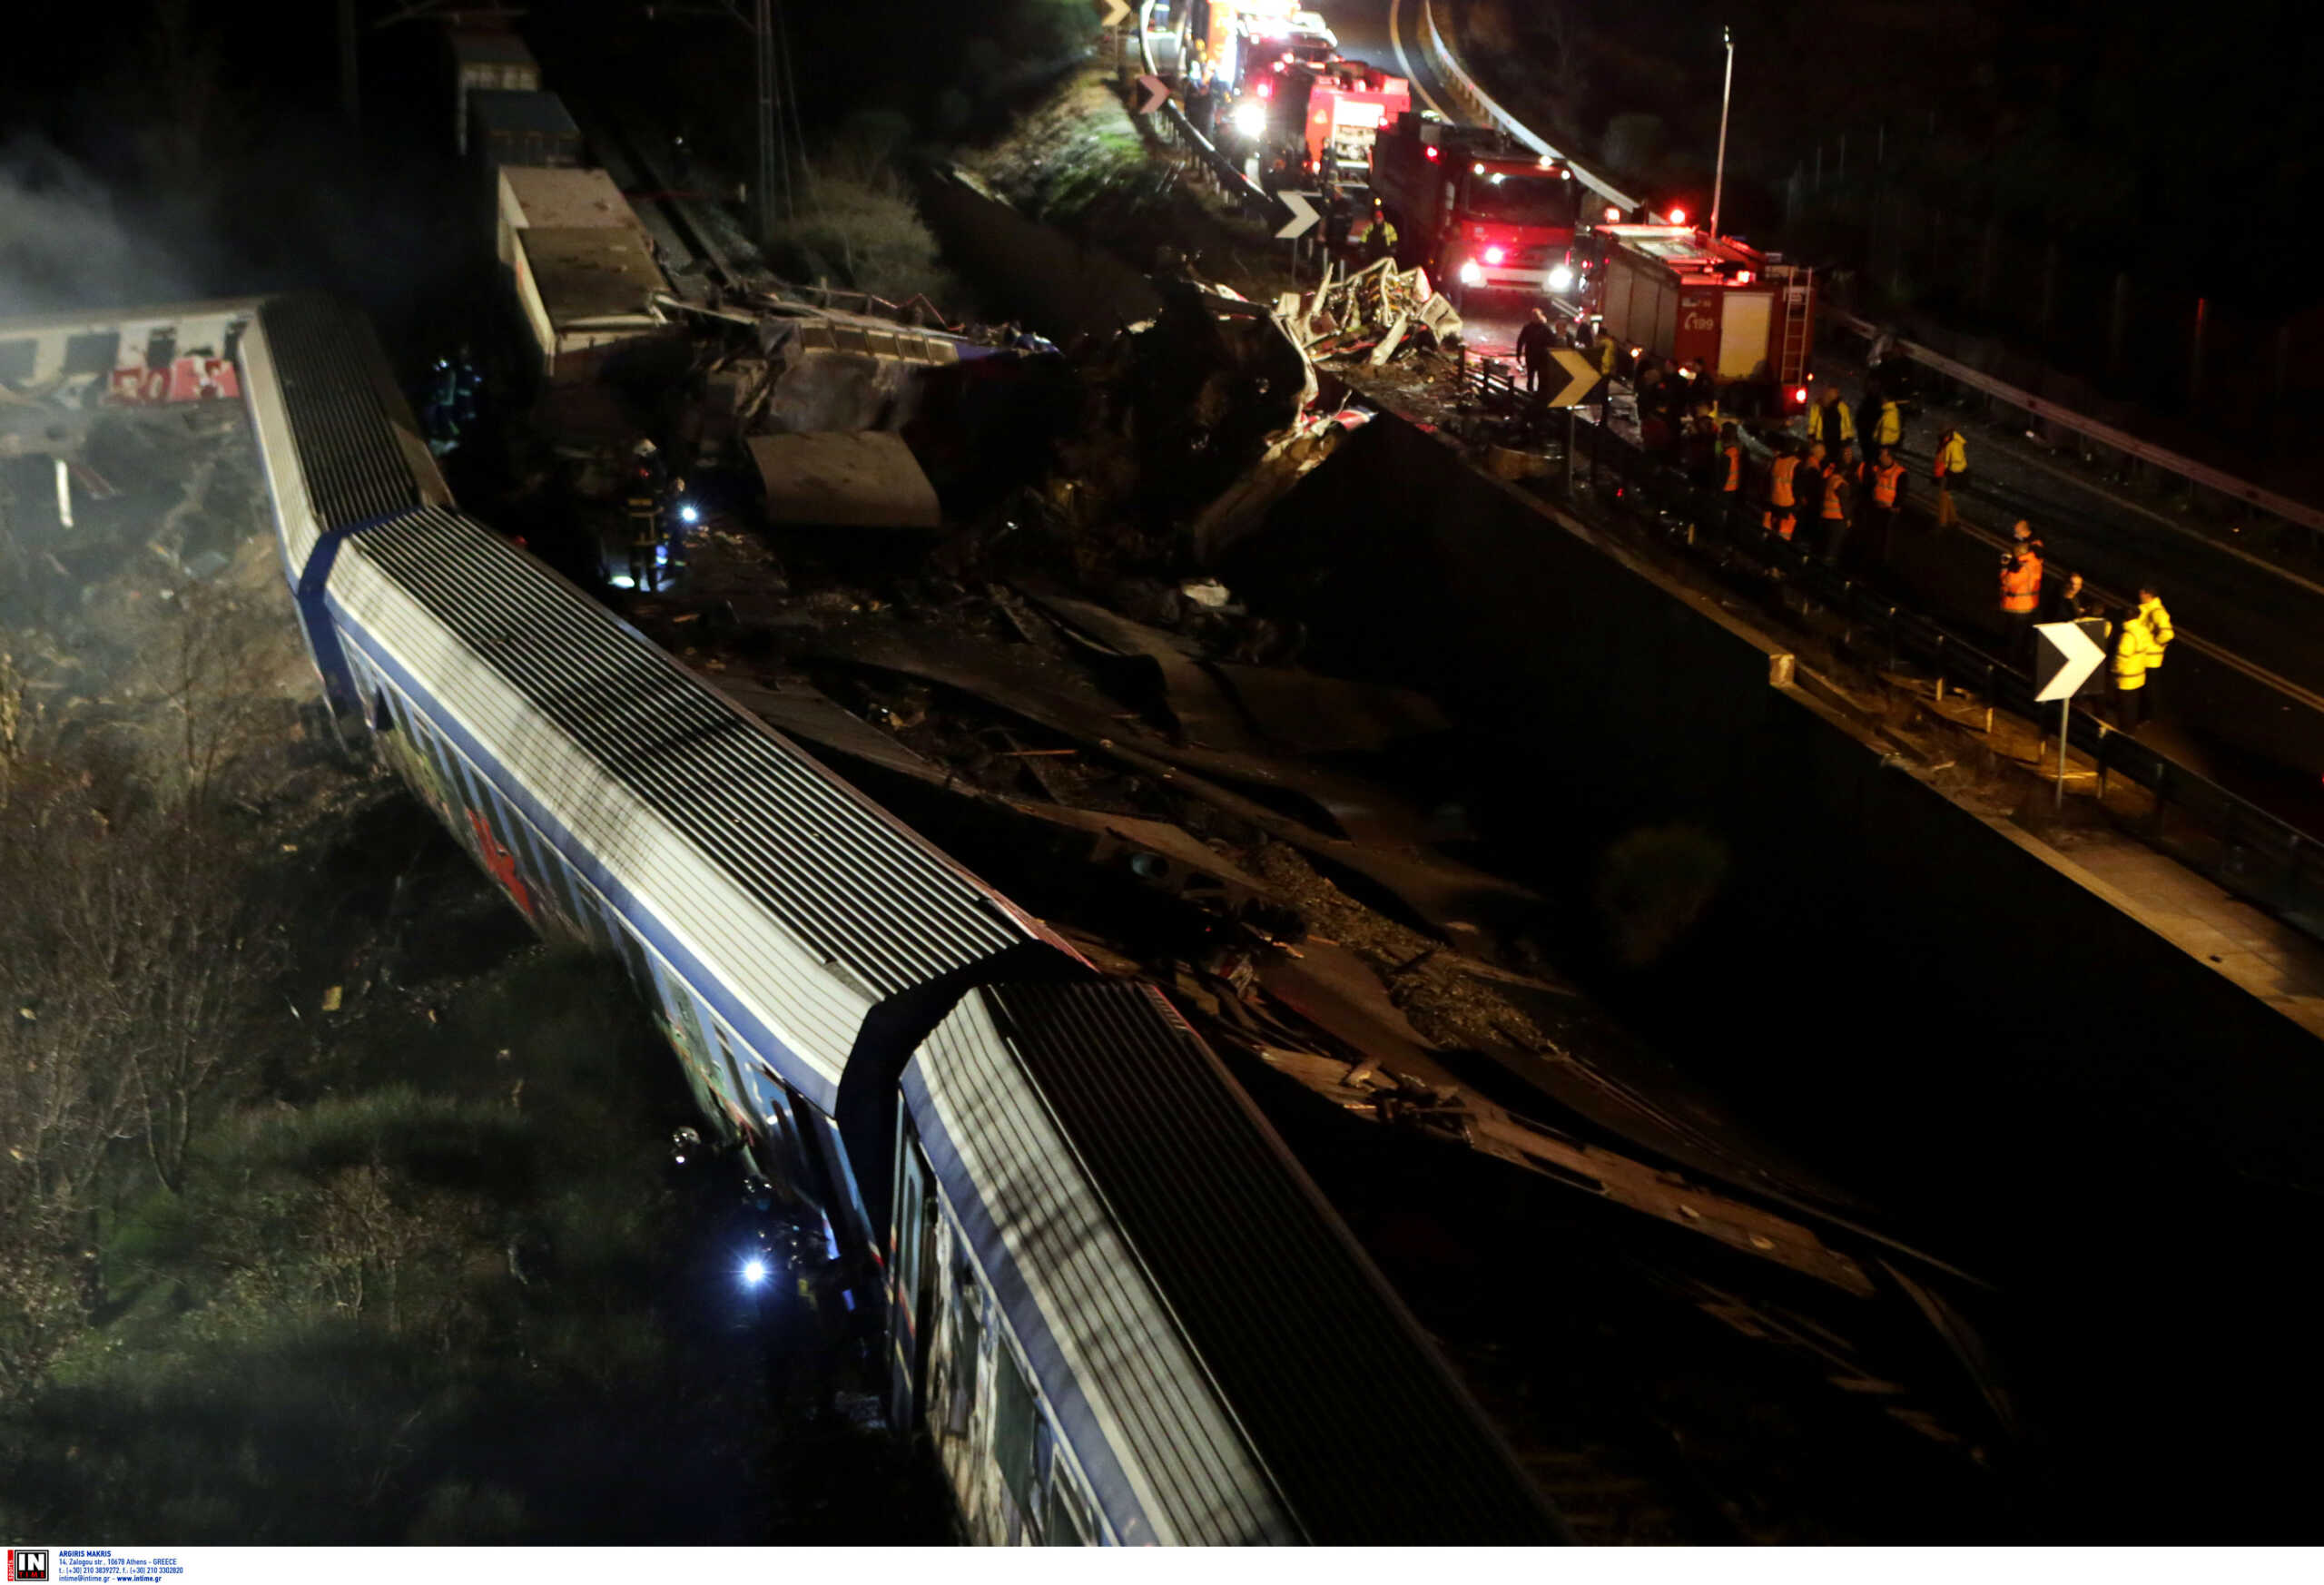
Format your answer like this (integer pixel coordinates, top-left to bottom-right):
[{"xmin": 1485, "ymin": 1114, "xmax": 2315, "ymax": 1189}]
[{"xmin": 489, "ymin": 259, "xmax": 2023, "ymax": 1528}]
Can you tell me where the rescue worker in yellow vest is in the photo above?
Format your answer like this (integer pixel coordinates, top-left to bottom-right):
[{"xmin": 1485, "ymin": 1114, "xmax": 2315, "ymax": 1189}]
[
  {"xmin": 1818, "ymin": 442, "xmax": 1857, "ymax": 566},
  {"xmin": 1866, "ymin": 445, "xmax": 1907, "ymax": 563},
  {"xmin": 1806, "ymin": 387, "xmax": 1854, "ymax": 454},
  {"xmin": 1872, "ymin": 395, "xmax": 1903, "ymax": 453},
  {"xmin": 1934, "ymin": 426, "xmax": 1969, "ymax": 527},
  {"xmin": 1590, "ymin": 326, "xmax": 1618, "ymax": 421},
  {"xmin": 1763, "ymin": 444, "xmax": 1802, "ymax": 540},
  {"xmin": 1998, "ymin": 519, "xmax": 2044, "ymax": 664},
  {"xmin": 1366, "ymin": 207, "xmax": 1399, "ymax": 264},
  {"xmin": 1718, "ymin": 422, "xmax": 1746, "ymax": 535},
  {"xmin": 2109, "ymin": 583, "xmax": 2173, "ymax": 730}
]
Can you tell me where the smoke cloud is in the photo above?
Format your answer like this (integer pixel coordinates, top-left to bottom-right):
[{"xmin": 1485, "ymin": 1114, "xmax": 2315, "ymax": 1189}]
[{"xmin": 0, "ymin": 134, "xmax": 200, "ymax": 318}]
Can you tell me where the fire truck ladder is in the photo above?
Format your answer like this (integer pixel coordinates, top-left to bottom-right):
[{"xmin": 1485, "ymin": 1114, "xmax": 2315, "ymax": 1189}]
[{"xmin": 1777, "ymin": 268, "xmax": 1814, "ymax": 387}]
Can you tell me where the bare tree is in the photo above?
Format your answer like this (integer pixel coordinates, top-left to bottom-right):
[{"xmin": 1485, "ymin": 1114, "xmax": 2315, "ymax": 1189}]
[{"xmin": 165, "ymin": 579, "xmax": 287, "ymax": 812}]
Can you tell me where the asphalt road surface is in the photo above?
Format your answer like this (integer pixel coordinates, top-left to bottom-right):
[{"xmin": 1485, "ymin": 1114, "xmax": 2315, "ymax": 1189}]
[{"xmin": 1319, "ymin": 0, "xmax": 2324, "ymax": 732}]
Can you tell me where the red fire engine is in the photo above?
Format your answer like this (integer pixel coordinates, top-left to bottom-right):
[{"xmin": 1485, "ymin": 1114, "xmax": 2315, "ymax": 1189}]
[
  {"xmin": 1280, "ymin": 60, "xmax": 1410, "ymax": 174},
  {"xmin": 1590, "ymin": 223, "xmax": 1816, "ymax": 409},
  {"xmin": 1368, "ymin": 113, "xmax": 1582, "ymax": 299}
]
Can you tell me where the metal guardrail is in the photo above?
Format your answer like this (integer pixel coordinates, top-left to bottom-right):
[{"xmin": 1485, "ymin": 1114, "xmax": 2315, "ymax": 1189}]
[
  {"xmin": 1415, "ymin": 0, "xmax": 1650, "ymax": 222},
  {"xmin": 1132, "ymin": 6, "xmax": 1278, "ymax": 224},
  {"xmin": 1415, "ymin": 0, "xmax": 2324, "ymax": 552},
  {"xmin": 1827, "ymin": 314, "xmax": 2324, "ymax": 541},
  {"xmin": 1445, "ymin": 361, "xmax": 2324, "ymax": 930}
]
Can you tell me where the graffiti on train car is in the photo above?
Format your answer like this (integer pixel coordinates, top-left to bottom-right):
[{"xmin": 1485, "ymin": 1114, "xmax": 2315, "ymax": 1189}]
[
  {"xmin": 0, "ymin": 318, "xmax": 248, "ymax": 405},
  {"xmin": 108, "ymin": 355, "xmax": 241, "ymax": 404}
]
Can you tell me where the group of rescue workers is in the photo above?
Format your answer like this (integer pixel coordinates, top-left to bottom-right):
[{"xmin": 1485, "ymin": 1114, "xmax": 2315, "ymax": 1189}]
[{"xmin": 1507, "ymin": 329, "xmax": 2178, "ymax": 732}]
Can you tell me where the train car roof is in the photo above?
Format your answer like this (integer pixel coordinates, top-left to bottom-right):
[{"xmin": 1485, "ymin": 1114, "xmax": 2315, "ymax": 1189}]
[
  {"xmin": 340, "ymin": 506, "xmax": 1037, "ymax": 1006},
  {"xmin": 908, "ymin": 980, "xmax": 1569, "ymax": 1544},
  {"xmin": 251, "ymin": 295, "xmax": 451, "ymax": 539}
]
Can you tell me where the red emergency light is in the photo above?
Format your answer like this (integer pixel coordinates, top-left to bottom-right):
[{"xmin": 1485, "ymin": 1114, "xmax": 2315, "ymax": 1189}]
[
  {"xmin": 1792, "ymin": 387, "xmax": 1809, "ymax": 406},
  {"xmin": 1668, "ymin": 206, "xmax": 1687, "ymax": 225},
  {"xmin": 1731, "ymin": 271, "xmax": 1752, "ymax": 285},
  {"xmin": 1482, "ymin": 244, "xmax": 1507, "ymax": 265},
  {"xmin": 1257, "ymin": 77, "xmax": 1274, "ymax": 97},
  {"xmin": 1424, "ymin": 145, "xmax": 1440, "ymax": 162},
  {"xmin": 1603, "ymin": 205, "xmax": 1620, "ymax": 222}
]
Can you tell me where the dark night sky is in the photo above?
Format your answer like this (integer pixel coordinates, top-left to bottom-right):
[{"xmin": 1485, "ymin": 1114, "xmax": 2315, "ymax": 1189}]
[{"xmin": 5, "ymin": 0, "xmax": 2320, "ymax": 316}]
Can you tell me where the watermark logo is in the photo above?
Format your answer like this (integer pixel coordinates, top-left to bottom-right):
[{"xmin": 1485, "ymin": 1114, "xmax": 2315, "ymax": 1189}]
[{"xmin": 6, "ymin": 1550, "xmax": 49, "ymax": 1582}]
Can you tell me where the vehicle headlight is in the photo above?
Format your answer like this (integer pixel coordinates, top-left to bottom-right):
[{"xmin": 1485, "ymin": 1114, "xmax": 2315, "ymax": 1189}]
[
  {"xmin": 1457, "ymin": 260, "xmax": 1483, "ymax": 286},
  {"xmin": 1547, "ymin": 264, "xmax": 1573, "ymax": 292},
  {"xmin": 1232, "ymin": 102, "xmax": 1266, "ymax": 138},
  {"xmin": 679, "ymin": 503, "xmax": 700, "ymax": 525}
]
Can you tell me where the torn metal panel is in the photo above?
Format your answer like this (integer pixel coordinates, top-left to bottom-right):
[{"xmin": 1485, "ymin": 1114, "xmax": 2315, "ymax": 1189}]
[
  {"xmin": 1235, "ymin": 1035, "xmax": 1878, "ymax": 1296},
  {"xmin": 799, "ymin": 622, "xmax": 1435, "ymax": 848},
  {"xmin": 1080, "ymin": 734, "xmax": 1545, "ymax": 948},
  {"xmin": 746, "ymin": 432, "xmax": 944, "ymax": 528},
  {"xmin": 1001, "ymin": 801, "xmax": 1290, "ymax": 918},
  {"xmin": 1021, "ymin": 592, "xmax": 1263, "ymax": 753},
  {"xmin": 1209, "ymin": 665, "xmax": 1450, "ymax": 755},
  {"xmin": 705, "ymin": 673, "xmax": 953, "ymax": 786}
]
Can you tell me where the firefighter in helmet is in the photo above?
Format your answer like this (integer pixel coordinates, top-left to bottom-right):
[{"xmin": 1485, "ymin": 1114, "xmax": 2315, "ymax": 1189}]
[{"xmin": 624, "ymin": 438, "xmax": 671, "ymax": 591}]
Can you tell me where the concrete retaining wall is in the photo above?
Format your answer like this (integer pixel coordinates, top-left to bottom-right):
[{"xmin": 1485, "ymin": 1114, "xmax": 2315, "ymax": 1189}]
[{"xmin": 1231, "ymin": 413, "xmax": 2324, "ymax": 1210}]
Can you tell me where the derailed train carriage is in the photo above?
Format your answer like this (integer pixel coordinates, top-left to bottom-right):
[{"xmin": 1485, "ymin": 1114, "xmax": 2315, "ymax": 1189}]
[{"xmin": 238, "ymin": 294, "xmax": 1566, "ymax": 1544}]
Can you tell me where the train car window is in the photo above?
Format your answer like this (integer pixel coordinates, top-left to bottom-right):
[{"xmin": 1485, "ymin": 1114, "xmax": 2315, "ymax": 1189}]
[
  {"xmin": 542, "ymin": 850, "xmax": 600, "ymax": 950},
  {"xmin": 0, "ymin": 340, "xmax": 36, "ymax": 385},
  {"xmin": 478, "ymin": 786, "xmax": 529, "ymax": 878},
  {"xmin": 942, "ymin": 1231, "xmax": 983, "ymax": 1442},
  {"xmin": 887, "ymin": 1127, "xmax": 938, "ymax": 1430},
  {"xmin": 613, "ymin": 920, "xmax": 657, "ymax": 998},
  {"xmin": 992, "ymin": 1338, "xmax": 1041, "ymax": 1521},
  {"xmin": 1043, "ymin": 1452, "xmax": 1098, "ymax": 1546},
  {"xmin": 62, "ymin": 331, "xmax": 117, "ymax": 376},
  {"xmin": 418, "ymin": 722, "xmax": 475, "ymax": 828}
]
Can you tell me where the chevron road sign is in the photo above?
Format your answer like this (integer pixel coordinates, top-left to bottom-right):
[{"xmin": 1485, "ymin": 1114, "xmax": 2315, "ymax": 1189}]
[
  {"xmin": 2033, "ymin": 617, "xmax": 2109, "ymax": 703},
  {"xmin": 1275, "ymin": 191, "xmax": 1321, "ymax": 241},
  {"xmin": 1541, "ymin": 348, "xmax": 1601, "ymax": 409},
  {"xmin": 1096, "ymin": 0, "xmax": 1132, "ymax": 25},
  {"xmin": 2034, "ymin": 615, "xmax": 2112, "ymax": 806},
  {"xmin": 1134, "ymin": 73, "xmax": 1171, "ymax": 114}
]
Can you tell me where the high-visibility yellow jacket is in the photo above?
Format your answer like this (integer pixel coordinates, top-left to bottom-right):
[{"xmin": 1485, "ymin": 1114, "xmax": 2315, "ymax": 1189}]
[
  {"xmin": 1874, "ymin": 399, "xmax": 1902, "ymax": 447},
  {"xmin": 1807, "ymin": 399, "xmax": 1854, "ymax": 445},
  {"xmin": 2112, "ymin": 599, "xmax": 2172, "ymax": 685},
  {"xmin": 1935, "ymin": 431, "xmax": 1968, "ymax": 478}
]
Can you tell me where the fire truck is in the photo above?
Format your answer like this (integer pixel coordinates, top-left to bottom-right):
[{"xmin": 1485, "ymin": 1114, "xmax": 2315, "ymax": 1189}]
[
  {"xmin": 1190, "ymin": 1, "xmax": 1336, "ymax": 97},
  {"xmin": 1589, "ymin": 223, "xmax": 1816, "ymax": 411},
  {"xmin": 1232, "ymin": 56, "xmax": 1410, "ymax": 176},
  {"xmin": 1368, "ymin": 113, "xmax": 1582, "ymax": 300}
]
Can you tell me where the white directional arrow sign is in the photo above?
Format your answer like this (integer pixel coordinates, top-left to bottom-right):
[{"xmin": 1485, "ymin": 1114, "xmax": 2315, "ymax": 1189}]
[
  {"xmin": 1275, "ymin": 191, "xmax": 1321, "ymax": 241},
  {"xmin": 2033, "ymin": 617, "xmax": 2108, "ymax": 703},
  {"xmin": 1134, "ymin": 73, "xmax": 1171, "ymax": 114},
  {"xmin": 1541, "ymin": 347, "xmax": 1602, "ymax": 409},
  {"xmin": 1095, "ymin": 0, "xmax": 1132, "ymax": 25}
]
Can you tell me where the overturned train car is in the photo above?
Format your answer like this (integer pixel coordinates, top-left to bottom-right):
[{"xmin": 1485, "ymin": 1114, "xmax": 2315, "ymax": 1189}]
[{"xmin": 236, "ymin": 292, "xmax": 1565, "ymax": 1545}]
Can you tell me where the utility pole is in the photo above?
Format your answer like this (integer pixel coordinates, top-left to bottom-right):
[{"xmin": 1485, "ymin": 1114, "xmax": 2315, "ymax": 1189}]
[
  {"xmin": 755, "ymin": 0, "xmax": 783, "ymax": 245},
  {"xmin": 625, "ymin": 0, "xmax": 797, "ymax": 246},
  {"xmin": 1709, "ymin": 25, "xmax": 1732, "ymax": 245},
  {"xmin": 340, "ymin": 0, "xmax": 361, "ymax": 129}
]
